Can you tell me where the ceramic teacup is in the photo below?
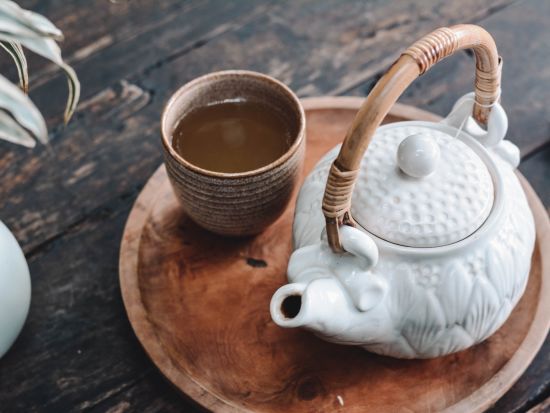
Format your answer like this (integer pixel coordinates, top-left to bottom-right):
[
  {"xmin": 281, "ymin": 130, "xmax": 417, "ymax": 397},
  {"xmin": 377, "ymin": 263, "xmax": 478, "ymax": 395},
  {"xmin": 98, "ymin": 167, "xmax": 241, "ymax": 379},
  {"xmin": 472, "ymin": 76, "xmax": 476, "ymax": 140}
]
[{"xmin": 161, "ymin": 70, "xmax": 305, "ymax": 236}]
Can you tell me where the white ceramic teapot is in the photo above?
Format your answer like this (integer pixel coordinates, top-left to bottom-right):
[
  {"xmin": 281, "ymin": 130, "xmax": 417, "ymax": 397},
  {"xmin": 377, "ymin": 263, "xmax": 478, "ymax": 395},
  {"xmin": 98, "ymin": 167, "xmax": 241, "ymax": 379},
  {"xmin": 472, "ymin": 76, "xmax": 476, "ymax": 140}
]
[{"xmin": 270, "ymin": 24, "xmax": 535, "ymax": 359}]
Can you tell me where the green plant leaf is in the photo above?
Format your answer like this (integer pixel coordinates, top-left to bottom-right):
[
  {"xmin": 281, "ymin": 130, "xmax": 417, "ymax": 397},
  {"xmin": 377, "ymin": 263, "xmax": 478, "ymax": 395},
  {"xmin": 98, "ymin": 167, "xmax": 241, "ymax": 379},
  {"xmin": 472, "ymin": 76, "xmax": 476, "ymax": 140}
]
[
  {"xmin": 0, "ymin": 73, "xmax": 47, "ymax": 144},
  {"xmin": 7, "ymin": 35, "xmax": 81, "ymax": 123},
  {"xmin": 0, "ymin": 1, "xmax": 79, "ymax": 147},
  {"xmin": 0, "ymin": 14, "xmax": 81, "ymax": 124},
  {"xmin": 0, "ymin": 110, "xmax": 35, "ymax": 147},
  {"xmin": 0, "ymin": 0, "xmax": 62, "ymax": 40},
  {"xmin": 0, "ymin": 40, "xmax": 28, "ymax": 92},
  {"xmin": 59, "ymin": 62, "xmax": 79, "ymax": 123}
]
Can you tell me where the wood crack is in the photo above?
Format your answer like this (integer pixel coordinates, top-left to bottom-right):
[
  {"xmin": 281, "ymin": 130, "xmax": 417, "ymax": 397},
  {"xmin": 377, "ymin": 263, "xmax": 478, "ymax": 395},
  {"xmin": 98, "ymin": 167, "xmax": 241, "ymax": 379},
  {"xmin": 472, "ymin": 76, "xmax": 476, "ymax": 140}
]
[
  {"xmin": 526, "ymin": 395, "xmax": 550, "ymax": 413},
  {"xmin": 78, "ymin": 371, "xmax": 151, "ymax": 412},
  {"xmin": 521, "ymin": 139, "xmax": 550, "ymax": 162},
  {"xmin": 137, "ymin": 3, "xmax": 274, "ymax": 78},
  {"xmin": 25, "ymin": 184, "xmax": 143, "ymax": 259},
  {"xmin": 331, "ymin": 0, "xmax": 517, "ymax": 97}
]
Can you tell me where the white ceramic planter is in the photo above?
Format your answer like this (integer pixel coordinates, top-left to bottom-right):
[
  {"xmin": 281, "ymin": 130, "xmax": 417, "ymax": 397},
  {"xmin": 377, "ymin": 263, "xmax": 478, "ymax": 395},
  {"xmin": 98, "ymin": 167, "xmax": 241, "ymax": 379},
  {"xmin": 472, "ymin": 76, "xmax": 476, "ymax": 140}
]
[{"xmin": 0, "ymin": 220, "xmax": 31, "ymax": 358}]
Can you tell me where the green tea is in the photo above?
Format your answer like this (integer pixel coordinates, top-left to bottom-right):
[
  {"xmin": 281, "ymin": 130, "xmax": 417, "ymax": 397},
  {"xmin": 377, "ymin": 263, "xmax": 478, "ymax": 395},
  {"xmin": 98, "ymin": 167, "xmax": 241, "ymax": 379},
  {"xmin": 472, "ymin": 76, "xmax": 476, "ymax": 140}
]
[{"xmin": 172, "ymin": 100, "xmax": 293, "ymax": 173}]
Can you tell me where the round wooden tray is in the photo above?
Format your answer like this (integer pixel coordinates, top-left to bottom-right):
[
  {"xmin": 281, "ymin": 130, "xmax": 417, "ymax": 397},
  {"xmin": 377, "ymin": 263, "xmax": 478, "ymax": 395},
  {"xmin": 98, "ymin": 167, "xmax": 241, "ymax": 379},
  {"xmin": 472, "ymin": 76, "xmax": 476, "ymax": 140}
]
[{"xmin": 119, "ymin": 97, "xmax": 550, "ymax": 413}]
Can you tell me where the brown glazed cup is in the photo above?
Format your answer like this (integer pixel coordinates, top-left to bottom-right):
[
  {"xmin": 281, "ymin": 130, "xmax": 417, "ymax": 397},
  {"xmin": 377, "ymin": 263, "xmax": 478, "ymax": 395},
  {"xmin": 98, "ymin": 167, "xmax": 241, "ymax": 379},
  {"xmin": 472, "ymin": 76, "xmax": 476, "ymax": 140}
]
[{"xmin": 161, "ymin": 70, "xmax": 305, "ymax": 236}]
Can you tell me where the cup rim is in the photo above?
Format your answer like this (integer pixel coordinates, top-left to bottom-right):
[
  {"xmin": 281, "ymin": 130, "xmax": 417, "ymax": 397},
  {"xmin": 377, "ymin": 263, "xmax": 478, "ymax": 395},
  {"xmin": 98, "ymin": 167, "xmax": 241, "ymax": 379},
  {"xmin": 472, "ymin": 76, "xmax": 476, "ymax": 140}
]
[{"xmin": 161, "ymin": 70, "xmax": 306, "ymax": 179}]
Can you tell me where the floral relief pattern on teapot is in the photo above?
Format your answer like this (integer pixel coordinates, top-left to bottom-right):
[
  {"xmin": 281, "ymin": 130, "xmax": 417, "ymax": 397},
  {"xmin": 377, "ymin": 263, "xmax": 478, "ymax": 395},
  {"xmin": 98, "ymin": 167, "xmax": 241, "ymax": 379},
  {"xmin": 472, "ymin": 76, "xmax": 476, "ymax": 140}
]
[{"xmin": 270, "ymin": 24, "xmax": 536, "ymax": 359}]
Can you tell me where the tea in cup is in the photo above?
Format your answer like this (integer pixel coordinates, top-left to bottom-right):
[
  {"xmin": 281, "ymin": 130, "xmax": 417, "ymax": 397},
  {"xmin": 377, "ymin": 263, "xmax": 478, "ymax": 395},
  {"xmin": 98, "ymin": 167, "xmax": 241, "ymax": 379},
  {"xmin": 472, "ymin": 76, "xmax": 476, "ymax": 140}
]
[{"xmin": 161, "ymin": 70, "xmax": 305, "ymax": 236}]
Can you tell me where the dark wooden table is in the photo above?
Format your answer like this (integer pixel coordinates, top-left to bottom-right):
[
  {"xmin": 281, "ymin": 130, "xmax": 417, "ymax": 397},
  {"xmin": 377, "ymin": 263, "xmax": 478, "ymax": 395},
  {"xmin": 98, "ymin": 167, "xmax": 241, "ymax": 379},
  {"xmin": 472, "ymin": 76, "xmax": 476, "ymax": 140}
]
[{"xmin": 0, "ymin": 1, "xmax": 548, "ymax": 412}]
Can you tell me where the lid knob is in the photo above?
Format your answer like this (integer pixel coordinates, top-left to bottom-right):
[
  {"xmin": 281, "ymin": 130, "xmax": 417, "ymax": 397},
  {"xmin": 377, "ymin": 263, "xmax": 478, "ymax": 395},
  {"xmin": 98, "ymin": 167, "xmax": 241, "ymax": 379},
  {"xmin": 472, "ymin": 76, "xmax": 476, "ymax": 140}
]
[{"xmin": 397, "ymin": 134, "xmax": 440, "ymax": 178}]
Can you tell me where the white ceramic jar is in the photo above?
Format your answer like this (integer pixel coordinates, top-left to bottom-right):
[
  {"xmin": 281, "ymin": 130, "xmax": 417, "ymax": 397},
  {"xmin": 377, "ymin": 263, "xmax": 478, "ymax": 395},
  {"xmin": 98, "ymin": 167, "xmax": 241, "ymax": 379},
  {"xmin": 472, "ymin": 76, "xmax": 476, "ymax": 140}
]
[{"xmin": 0, "ymin": 220, "xmax": 31, "ymax": 358}]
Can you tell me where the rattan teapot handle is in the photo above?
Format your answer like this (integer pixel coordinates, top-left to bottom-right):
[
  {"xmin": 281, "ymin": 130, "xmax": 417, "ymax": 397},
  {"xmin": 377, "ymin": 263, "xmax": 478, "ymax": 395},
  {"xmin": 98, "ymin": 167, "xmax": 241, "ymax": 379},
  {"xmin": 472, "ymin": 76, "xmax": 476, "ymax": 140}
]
[{"xmin": 322, "ymin": 24, "xmax": 501, "ymax": 252}]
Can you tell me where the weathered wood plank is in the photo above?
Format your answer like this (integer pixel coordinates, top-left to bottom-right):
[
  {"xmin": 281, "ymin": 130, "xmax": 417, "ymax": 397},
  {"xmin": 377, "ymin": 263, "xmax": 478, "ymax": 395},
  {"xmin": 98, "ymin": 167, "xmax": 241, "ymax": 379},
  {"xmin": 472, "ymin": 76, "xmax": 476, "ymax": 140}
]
[
  {"xmin": 135, "ymin": 0, "xmax": 515, "ymax": 99},
  {"xmin": 526, "ymin": 396, "xmax": 550, "ymax": 413},
  {"xmin": 86, "ymin": 371, "xmax": 190, "ymax": 413},
  {"xmin": 486, "ymin": 338, "xmax": 549, "ymax": 413},
  {"xmin": 519, "ymin": 147, "xmax": 550, "ymax": 210},
  {"xmin": 0, "ymin": 199, "xmax": 155, "ymax": 412}
]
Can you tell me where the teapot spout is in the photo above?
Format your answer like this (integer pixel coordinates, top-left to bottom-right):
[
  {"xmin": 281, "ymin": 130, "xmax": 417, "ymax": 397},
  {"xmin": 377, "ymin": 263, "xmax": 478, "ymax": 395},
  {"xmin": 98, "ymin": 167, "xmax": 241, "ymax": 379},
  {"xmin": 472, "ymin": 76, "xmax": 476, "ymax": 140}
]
[
  {"xmin": 270, "ymin": 282, "xmax": 308, "ymax": 328},
  {"xmin": 270, "ymin": 278, "xmax": 357, "ymax": 335}
]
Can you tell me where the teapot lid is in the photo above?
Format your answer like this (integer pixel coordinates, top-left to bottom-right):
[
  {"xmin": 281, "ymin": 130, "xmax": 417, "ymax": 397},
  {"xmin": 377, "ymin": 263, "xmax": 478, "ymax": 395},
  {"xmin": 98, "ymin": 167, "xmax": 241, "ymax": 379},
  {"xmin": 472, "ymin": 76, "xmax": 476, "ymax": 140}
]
[{"xmin": 351, "ymin": 123, "xmax": 494, "ymax": 247}]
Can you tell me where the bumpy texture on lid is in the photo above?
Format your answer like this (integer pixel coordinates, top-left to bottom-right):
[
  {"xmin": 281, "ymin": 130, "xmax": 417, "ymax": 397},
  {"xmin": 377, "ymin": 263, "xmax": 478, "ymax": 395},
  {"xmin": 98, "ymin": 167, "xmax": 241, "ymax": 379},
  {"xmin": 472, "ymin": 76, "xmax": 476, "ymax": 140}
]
[{"xmin": 351, "ymin": 124, "xmax": 494, "ymax": 247}]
